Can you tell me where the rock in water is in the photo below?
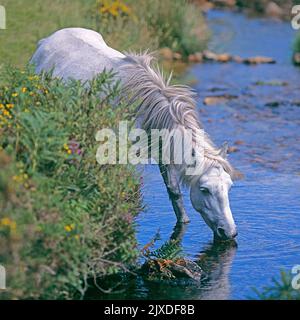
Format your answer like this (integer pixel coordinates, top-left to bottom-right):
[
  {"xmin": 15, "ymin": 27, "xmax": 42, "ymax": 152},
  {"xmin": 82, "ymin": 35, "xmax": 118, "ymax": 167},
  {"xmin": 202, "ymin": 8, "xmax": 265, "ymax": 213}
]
[
  {"xmin": 159, "ymin": 47, "xmax": 173, "ymax": 60},
  {"xmin": 265, "ymin": 2, "xmax": 283, "ymax": 18},
  {"xmin": 204, "ymin": 94, "xmax": 238, "ymax": 105},
  {"xmin": 243, "ymin": 56, "xmax": 276, "ymax": 64},
  {"xmin": 188, "ymin": 52, "xmax": 203, "ymax": 63}
]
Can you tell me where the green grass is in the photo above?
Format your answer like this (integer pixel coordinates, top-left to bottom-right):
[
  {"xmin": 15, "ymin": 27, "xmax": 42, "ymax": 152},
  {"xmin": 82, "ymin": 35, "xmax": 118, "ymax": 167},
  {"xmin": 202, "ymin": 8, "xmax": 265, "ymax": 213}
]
[
  {"xmin": 0, "ymin": 66, "xmax": 141, "ymax": 299},
  {"xmin": 0, "ymin": 0, "xmax": 208, "ymax": 67},
  {"xmin": 96, "ymin": 0, "xmax": 209, "ymax": 56},
  {"xmin": 294, "ymin": 33, "xmax": 300, "ymax": 54},
  {"xmin": 0, "ymin": 0, "xmax": 96, "ymax": 67}
]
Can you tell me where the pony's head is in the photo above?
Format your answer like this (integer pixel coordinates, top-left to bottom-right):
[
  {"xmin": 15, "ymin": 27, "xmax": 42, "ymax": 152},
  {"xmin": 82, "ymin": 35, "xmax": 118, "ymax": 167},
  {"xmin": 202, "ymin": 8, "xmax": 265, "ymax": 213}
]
[{"xmin": 189, "ymin": 144, "xmax": 240, "ymax": 241}]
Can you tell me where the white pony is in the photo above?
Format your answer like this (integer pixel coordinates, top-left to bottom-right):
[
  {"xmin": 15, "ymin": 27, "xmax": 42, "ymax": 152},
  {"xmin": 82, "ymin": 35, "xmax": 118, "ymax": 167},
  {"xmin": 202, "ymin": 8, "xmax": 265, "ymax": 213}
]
[{"xmin": 31, "ymin": 28, "xmax": 240, "ymax": 240}]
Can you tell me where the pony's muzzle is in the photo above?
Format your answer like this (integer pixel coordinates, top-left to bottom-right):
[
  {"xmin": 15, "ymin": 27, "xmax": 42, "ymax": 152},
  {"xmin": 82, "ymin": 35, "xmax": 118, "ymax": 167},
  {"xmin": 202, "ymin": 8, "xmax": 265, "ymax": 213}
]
[{"xmin": 216, "ymin": 226, "xmax": 238, "ymax": 240}]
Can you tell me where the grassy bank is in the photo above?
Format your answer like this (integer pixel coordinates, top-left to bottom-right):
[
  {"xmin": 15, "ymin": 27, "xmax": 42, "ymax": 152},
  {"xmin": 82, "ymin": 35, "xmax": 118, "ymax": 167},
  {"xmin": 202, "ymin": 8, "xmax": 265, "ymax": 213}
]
[
  {"xmin": 0, "ymin": 0, "xmax": 95, "ymax": 67},
  {"xmin": 0, "ymin": 0, "xmax": 209, "ymax": 299},
  {"xmin": 0, "ymin": 67, "xmax": 141, "ymax": 299},
  {"xmin": 0, "ymin": 0, "xmax": 208, "ymax": 67}
]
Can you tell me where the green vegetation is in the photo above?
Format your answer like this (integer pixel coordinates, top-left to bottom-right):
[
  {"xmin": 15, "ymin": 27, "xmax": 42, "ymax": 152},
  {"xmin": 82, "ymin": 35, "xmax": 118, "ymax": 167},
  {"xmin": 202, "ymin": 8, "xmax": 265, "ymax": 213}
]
[
  {"xmin": 95, "ymin": 0, "xmax": 208, "ymax": 56},
  {"xmin": 0, "ymin": 0, "xmax": 208, "ymax": 67},
  {"xmin": 252, "ymin": 271, "xmax": 300, "ymax": 300},
  {"xmin": 294, "ymin": 33, "xmax": 300, "ymax": 54},
  {"xmin": 0, "ymin": 0, "xmax": 95, "ymax": 67},
  {"xmin": 0, "ymin": 66, "xmax": 141, "ymax": 299},
  {"xmin": 143, "ymin": 240, "xmax": 183, "ymax": 261},
  {"xmin": 0, "ymin": 0, "xmax": 209, "ymax": 299}
]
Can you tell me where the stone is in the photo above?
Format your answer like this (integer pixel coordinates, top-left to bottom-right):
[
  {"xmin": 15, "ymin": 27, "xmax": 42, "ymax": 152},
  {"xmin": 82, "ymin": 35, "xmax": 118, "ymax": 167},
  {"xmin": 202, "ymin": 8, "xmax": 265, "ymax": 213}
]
[
  {"xmin": 265, "ymin": 2, "xmax": 283, "ymax": 18},
  {"xmin": 202, "ymin": 50, "xmax": 219, "ymax": 61},
  {"xmin": 243, "ymin": 56, "xmax": 276, "ymax": 64},
  {"xmin": 228, "ymin": 146, "xmax": 239, "ymax": 153},
  {"xmin": 216, "ymin": 53, "xmax": 232, "ymax": 62},
  {"xmin": 173, "ymin": 52, "xmax": 182, "ymax": 60},
  {"xmin": 234, "ymin": 140, "xmax": 245, "ymax": 145},
  {"xmin": 204, "ymin": 94, "xmax": 238, "ymax": 105},
  {"xmin": 188, "ymin": 52, "xmax": 203, "ymax": 63},
  {"xmin": 232, "ymin": 55, "xmax": 244, "ymax": 63},
  {"xmin": 159, "ymin": 47, "xmax": 173, "ymax": 60}
]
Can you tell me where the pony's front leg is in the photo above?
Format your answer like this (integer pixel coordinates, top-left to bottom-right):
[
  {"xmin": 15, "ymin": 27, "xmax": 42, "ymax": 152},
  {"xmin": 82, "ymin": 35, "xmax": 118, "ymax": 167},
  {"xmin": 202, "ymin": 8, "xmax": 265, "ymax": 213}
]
[{"xmin": 158, "ymin": 164, "xmax": 190, "ymax": 223}]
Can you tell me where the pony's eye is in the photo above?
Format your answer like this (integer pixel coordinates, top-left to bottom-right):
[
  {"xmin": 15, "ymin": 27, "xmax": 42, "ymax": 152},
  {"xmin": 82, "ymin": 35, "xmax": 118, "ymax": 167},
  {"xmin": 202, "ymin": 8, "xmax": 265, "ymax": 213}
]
[{"xmin": 200, "ymin": 187, "xmax": 210, "ymax": 194}]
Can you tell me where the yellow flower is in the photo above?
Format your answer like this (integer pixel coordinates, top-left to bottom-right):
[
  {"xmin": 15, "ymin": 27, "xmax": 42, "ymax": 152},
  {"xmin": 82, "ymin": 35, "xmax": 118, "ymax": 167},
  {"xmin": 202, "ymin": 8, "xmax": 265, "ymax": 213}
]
[
  {"xmin": 67, "ymin": 149, "xmax": 72, "ymax": 155},
  {"xmin": 22, "ymin": 87, "xmax": 27, "ymax": 93},
  {"xmin": 12, "ymin": 93, "xmax": 18, "ymax": 97},
  {"xmin": 74, "ymin": 235, "xmax": 80, "ymax": 240},
  {"xmin": 28, "ymin": 75, "xmax": 39, "ymax": 81},
  {"xmin": 6, "ymin": 104, "xmax": 14, "ymax": 109},
  {"xmin": 64, "ymin": 225, "xmax": 72, "ymax": 232},
  {"xmin": 0, "ymin": 217, "xmax": 17, "ymax": 233},
  {"xmin": 3, "ymin": 110, "xmax": 10, "ymax": 117},
  {"xmin": 64, "ymin": 224, "xmax": 75, "ymax": 232},
  {"xmin": 1, "ymin": 217, "xmax": 12, "ymax": 226}
]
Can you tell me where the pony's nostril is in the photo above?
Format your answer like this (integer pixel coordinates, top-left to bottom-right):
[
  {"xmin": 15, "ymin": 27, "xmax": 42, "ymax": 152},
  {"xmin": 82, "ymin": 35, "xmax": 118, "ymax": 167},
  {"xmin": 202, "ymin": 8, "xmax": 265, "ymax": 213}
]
[
  {"xmin": 217, "ymin": 227, "xmax": 226, "ymax": 238},
  {"xmin": 232, "ymin": 230, "xmax": 238, "ymax": 238}
]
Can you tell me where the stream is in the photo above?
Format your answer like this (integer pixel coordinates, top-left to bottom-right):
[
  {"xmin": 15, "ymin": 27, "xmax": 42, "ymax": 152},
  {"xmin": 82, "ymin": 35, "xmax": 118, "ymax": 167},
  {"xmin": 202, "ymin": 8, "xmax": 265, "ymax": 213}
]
[{"xmin": 90, "ymin": 9, "xmax": 300, "ymax": 300}]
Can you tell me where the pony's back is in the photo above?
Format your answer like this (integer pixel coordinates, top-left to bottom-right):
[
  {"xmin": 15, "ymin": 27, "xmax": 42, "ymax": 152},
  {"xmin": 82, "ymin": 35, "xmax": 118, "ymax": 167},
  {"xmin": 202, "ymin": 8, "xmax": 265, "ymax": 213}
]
[{"xmin": 30, "ymin": 28, "xmax": 126, "ymax": 81}]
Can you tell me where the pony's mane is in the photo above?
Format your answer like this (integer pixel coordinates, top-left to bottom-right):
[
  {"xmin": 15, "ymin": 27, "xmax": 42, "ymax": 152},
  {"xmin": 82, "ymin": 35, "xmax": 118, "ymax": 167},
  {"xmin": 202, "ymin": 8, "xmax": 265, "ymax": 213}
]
[{"xmin": 120, "ymin": 52, "xmax": 240, "ymax": 185}]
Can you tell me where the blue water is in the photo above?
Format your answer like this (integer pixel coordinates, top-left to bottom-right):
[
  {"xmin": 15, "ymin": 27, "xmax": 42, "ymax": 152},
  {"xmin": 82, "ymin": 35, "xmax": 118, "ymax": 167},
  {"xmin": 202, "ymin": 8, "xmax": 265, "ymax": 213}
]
[
  {"xmin": 134, "ymin": 10, "xmax": 300, "ymax": 299},
  {"xmin": 87, "ymin": 10, "xmax": 300, "ymax": 300}
]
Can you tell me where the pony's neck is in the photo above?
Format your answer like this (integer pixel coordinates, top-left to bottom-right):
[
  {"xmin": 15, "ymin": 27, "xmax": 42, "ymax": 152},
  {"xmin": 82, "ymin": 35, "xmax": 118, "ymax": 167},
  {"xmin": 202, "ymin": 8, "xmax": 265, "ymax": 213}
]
[{"xmin": 120, "ymin": 52, "xmax": 236, "ymax": 185}]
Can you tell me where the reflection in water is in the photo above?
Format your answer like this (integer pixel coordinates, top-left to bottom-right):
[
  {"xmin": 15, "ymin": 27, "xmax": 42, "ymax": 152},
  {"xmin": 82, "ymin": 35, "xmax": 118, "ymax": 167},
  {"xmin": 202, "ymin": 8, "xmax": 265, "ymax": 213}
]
[
  {"xmin": 196, "ymin": 241, "xmax": 237, "ymax": 300},
  {"xmin": 170, "ymin": 222, "xmax": 238, "ymax": 300}
]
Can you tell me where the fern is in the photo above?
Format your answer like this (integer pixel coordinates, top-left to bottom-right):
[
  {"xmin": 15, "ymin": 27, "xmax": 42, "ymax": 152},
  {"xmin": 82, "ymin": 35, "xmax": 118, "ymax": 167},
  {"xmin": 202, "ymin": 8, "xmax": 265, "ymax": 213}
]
[{"xmin": 148, "ymin": 240, "xmax": 182, "ymax": 260}]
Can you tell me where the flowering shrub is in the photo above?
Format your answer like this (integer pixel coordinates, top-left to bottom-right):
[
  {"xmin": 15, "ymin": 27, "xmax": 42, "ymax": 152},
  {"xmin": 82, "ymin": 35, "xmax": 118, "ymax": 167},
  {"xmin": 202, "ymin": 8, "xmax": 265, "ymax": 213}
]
[
  {"xmin": 93, "ymin": 0, "xmax": 208, "ymax": 56},
  {"xmin": 97, "ymin": 0, "xmax": 131, "ymax": 17},
  {"xmin": 0, "ymin": 66, "xmax": 141, "ymax": 299}
]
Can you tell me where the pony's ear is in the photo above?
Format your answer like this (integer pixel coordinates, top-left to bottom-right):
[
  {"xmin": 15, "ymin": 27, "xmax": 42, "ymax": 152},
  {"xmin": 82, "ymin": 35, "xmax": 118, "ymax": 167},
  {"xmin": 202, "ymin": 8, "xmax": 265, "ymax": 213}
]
[{"xmin": 219, "ymin": 141, "xmax": 228, "ymax": 159}]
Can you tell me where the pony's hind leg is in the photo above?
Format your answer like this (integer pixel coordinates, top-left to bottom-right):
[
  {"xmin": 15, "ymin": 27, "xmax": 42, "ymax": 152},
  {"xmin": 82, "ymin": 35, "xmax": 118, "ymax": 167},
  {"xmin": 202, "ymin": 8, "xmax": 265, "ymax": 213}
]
[{"xmin": 159, "ymin": 164, "xmax": 190, "ymax": 223}]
